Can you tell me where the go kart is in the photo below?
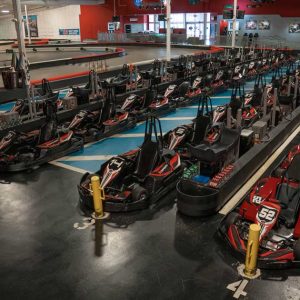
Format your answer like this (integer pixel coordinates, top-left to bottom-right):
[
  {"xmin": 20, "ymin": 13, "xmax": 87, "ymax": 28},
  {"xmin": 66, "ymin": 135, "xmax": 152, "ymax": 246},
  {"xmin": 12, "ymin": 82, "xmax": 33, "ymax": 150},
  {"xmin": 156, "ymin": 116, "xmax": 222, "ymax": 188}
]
[
  {"xmin": 171, "ymin": 77, "xmax": 204, "ymax": 107},
  {"xmin": 6, "ymin": 78, "xmax": 60, "ymax": 119},
  {"xmin": 219, "ymin": 144, "xmax": 300, "ymax": 268},
  {"xmin": 64, "ymin": 80, "xmax": 136, "ymax": 143},
  {"xmin": 209, "ymin": 69, "xmax": 229, "ymax": 94},
  {"xmin": 78, "ymin": 115, "xmax": 183, "ymax": 212},
  {"xmin": 0, "ymin": 99, "xmax": 83, "ymax": 172},
  {"xmin": 148, "ymin": 85, "xmax": 177, "ymax": 116},
  {"xmin": 245, "ymin": 61, "xmax": 257, "ymax": 79}
]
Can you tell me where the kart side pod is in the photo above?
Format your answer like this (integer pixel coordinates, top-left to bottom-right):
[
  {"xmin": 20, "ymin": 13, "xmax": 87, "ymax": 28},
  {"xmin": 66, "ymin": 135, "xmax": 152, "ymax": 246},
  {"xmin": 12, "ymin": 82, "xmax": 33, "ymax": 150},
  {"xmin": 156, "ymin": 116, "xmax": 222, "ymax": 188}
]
[{"xmin": 176, "ymin": 179, "xmax": 219, "ymax": 216}]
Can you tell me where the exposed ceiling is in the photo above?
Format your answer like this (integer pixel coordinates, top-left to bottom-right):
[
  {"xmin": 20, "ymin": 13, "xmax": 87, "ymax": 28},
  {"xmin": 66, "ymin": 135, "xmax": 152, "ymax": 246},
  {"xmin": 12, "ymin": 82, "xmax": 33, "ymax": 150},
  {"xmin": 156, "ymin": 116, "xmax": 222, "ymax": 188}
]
[{"xmin": 0, "ymin": 0, "xmax": 105, "ymax": 17}]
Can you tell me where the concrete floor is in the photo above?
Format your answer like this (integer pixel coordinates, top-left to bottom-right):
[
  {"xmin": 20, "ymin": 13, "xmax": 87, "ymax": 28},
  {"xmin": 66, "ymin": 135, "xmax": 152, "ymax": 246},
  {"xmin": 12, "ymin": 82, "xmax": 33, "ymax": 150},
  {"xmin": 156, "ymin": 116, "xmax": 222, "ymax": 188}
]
[
  {"xmin": 0, "ymin": 50, "xmax": 299, "ymax": 299},
  {"xmin": 0, "ymin": 158, "xmax": 299, "ymax": 300}
]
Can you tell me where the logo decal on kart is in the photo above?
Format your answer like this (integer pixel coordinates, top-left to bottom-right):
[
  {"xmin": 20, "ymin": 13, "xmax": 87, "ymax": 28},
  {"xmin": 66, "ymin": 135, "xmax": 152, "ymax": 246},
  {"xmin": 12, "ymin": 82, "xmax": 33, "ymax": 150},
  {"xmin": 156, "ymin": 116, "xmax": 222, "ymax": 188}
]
[
  {"xmin": 257, "ymin": 205, "xmax": 278, "ymax": 224},
  {"xmin": 252, "ymin": 195, "xmax": 263, "ymax": 204}
]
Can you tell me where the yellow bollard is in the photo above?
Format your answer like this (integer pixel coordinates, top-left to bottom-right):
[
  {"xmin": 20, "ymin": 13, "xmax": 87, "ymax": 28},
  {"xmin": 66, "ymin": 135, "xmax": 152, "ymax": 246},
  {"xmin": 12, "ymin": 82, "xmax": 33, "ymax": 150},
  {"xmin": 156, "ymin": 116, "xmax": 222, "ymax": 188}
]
[
  {"xmin": 244, "ymin": 223, "xmax": 261, "ymax": 277},
  {"xmin": 90, "ymin": 176, "xmax": 104, "ymax": 218}
]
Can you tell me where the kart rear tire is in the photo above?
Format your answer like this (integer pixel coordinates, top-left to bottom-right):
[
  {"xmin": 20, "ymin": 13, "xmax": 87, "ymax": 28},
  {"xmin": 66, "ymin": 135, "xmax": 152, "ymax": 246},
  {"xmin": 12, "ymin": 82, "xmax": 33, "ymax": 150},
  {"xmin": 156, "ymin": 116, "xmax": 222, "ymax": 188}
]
[
  {"xmin": 225, "ymin": 212, "xmax": 240, "ymax": 228},
  {"xmin": 132, "ymin": 184, "xmax": 149, "ymax": 203},
  {"xmin": 294, "ymin": 239, "xmax": 300, "ymax": 260}
]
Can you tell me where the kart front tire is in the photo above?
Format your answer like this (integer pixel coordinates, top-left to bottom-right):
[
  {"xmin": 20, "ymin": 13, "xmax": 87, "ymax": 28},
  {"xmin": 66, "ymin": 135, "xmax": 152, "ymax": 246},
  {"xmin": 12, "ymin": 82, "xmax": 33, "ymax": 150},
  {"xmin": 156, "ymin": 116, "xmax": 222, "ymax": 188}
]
[
  {"xmin": 225, "ymin": 212, "xmax": 240, "ymax": 228},
  {"xmin": 132, "ymin": 184, "xmax": 148, "ymax": 203},
  {"xmin": 294, "ymin": 239, "xmax": 300, "ymax": 260}
]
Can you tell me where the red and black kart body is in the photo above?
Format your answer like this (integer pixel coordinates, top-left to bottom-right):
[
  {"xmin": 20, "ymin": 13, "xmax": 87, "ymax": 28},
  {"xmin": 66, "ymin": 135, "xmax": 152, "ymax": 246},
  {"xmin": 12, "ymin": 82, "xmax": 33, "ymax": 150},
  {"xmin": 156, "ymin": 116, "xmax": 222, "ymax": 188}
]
[
  {"xmin": 0, "ymin": 99, "xmax": 83, "ymax": 172},
  {"xmin": 148, "ymin": 84, "xmax": 177, "ymax": 116},
  {"xmin": 170, "ymin": 77, "xmax": 204, "ymax": 107},
  {"xmin": 172, "ymin": 113, "xmax": 240, "ymax": 217},
  {"xmin": 245, "ymin": 61, "xmax": 257, "ymax": 80},
  {"xmin": 116, "ymin": 94, "xmax": 148, "ymax": 121},
  {"xmin": 78, "ymin": 116, "xmax": 183, "ymax": 212},
  {"xmin": 219, "ymin": 145, "xmax": 300, "ymax": 268},
  {"xmin": 63, "ymin": 81, "xmax": 137, "ymax": 143},
  {"xmin": 8, "ymin": 78, "xmax": 60, "ymax": 119},
  {"xmin": 209, "ymin": 69, "xmax": 230, "ymax": 94}
]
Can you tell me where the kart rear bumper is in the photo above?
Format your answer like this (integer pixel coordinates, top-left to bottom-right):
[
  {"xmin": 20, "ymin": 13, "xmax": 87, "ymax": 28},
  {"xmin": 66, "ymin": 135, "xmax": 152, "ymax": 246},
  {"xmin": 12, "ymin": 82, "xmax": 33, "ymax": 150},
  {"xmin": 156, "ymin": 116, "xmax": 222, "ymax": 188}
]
[
  {"xmin": 0, "ymin": 137, "xmax": 83, "ymax": 172},
  {"xmin": 218, "ymin": 217, "xmax": 300, "ymax": 269},
  {"xmin": 75, "ymin": 117, "xmax": 137, "ymax": 143}
]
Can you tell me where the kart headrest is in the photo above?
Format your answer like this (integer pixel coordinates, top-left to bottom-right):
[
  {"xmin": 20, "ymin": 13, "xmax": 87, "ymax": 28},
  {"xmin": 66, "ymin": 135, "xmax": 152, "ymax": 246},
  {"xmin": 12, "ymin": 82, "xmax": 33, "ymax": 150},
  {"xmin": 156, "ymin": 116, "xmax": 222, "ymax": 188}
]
[{"xmin": 287, "ymin": 153, "xmax": 300, "ymax": 182}]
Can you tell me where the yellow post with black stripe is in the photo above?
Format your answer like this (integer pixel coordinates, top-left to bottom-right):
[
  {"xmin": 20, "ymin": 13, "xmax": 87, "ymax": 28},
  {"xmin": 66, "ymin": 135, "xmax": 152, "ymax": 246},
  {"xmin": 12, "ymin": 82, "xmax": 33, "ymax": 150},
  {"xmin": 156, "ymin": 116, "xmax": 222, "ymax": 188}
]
[
  {"xmin": 91, "ymin": 176, "xmax": 104, "ymax": 218},
  {"xmin": 244, "ymin": 223, "xmax": 261, "ymax": 277}
]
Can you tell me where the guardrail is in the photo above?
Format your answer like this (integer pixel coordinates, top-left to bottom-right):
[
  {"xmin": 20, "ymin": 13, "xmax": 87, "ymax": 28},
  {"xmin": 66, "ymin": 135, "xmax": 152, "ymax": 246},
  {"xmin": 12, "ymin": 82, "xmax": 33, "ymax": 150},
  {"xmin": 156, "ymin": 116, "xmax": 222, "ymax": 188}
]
[{"xmin": 97, "ymin": 32, "xmax": 300, "ymax": 50}]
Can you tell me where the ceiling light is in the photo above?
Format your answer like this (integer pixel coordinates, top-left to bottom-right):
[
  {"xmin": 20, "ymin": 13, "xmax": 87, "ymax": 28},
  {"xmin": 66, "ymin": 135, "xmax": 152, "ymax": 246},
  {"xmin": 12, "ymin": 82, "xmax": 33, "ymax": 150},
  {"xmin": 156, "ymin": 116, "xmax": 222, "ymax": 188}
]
[{"xmin": 1, "ymin": 10, "xmax": 10, "ymax": 13}]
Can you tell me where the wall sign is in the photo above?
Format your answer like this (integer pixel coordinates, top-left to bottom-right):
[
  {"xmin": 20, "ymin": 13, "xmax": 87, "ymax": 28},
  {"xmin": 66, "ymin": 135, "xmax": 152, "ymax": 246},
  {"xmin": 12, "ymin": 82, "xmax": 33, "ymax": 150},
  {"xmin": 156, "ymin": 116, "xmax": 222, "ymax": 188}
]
[
  {"xmin": 258, "ymin": 20, "xmax": 270, "ymax": 30},
  {"xmin": 245, "ymin": 20, "xmax": 257, "ymax": 30},
  {"xmin": 23, "ymin": 15, "xmax": 39, "ymax": 37},
  {"xmin": 108, "ymin": 22, "xmax": 116, "ymax": 31},
  {"xmin": 59, "ymin": 29, "xmax": 80, "ymax": 35},
  {"xmin": 289, "ymin": 23, "xmax": 300, "ymax": 33}
]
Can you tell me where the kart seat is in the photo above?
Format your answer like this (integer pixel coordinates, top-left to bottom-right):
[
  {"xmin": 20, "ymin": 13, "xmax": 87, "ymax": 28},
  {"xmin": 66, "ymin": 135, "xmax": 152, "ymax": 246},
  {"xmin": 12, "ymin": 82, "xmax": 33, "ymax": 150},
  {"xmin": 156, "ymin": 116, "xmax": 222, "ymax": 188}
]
[
  {"xmin": 188, "ymin": 127, "xmax": 240, "ymax": 162},
  {"xmin": 276, "ymin": 183, "xmax": 300, "ymax": 228},
  {"xmin": 192, "ymin": 115, "xmax": 210, "ymax": 145},
  {"xmin": 134, "ymin": 136, "xmax": 160, "ymax": 180},
  {"xmin": 38, "ymin": 120, "xmax": 58, "ymax": 144},
  {"xmin": 286, "ymin": 153, "xmax": 300, "ymax": 182},
  {"xmin": 178, "ymin": 82, "xmax": 190, "ymax": 97}
]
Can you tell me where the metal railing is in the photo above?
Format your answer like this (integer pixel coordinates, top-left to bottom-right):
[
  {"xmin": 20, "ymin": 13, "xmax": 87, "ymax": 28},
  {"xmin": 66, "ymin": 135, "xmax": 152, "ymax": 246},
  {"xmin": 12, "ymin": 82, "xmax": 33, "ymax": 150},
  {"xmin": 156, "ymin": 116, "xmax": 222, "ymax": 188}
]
[{"xmin": 98, "ymin": 32, "xmax": 300, "ymax": 50}]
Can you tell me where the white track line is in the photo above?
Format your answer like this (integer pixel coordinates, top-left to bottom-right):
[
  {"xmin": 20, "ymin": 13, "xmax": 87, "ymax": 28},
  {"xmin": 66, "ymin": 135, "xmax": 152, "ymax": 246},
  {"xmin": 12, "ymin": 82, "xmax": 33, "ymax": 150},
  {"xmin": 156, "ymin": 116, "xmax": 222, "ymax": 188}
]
[
  {"xmin": 113, "ymin": 133, "xmax": 145, "ymax": 138},
  {"xmin": 50, "ymin": 161, "xmax": 90, "ymax": 174},
  {"xmin": 211, "ymin": 96, "xmax": 231, "ymax": 99},
  {"xmin": 219, "ymin": 124, "xmax": 300, "ymax": 215},
  {"xmin": 160, "ymin": 117, "xmax": 193, "ymax": 121},
  {"xmin": 180, "ymin": 105, "xmax": 220, "ymax": 109},
  {"xmin": 56, "ymin": 155, "xmax": 114, "ymax": 161}
]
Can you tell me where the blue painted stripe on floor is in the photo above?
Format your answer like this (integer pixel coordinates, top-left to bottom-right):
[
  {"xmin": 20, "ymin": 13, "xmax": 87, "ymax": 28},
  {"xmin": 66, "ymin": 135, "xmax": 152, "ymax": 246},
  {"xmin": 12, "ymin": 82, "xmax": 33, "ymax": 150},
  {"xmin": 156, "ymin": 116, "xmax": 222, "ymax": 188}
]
[
  {"xmin": 68, "ymin": 136, "xmax": 144, "ymax": 157},
  {"xmin": 54, "ymin": 66, "xmax": 294, "ymax": 173},
  {"xmin": 0, "ymin": 102, "xmax": 15, "ymax": 112},
  {"xmin": 122, "ymin": 119, "xmax": 192, "ymax": 135}
]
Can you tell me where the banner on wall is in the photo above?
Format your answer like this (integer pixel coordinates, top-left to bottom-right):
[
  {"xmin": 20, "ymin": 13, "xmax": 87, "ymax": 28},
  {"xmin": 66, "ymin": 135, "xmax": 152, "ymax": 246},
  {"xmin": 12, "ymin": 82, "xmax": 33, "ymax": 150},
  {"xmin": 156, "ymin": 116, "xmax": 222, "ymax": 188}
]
[
  {"xmin": 59, "ymin": 29, "xmax": 80, "ymax": 35},
  {"xmin": 23, "ymin": 15, "xmax": 38, "ymax": 37},
  {"xmin": 289, "ymin": 23, "xmax": 300, "ymax": 33},
  {"xmin": 258, "ymin": 20, "xmax": 270, "ymax": 30}
]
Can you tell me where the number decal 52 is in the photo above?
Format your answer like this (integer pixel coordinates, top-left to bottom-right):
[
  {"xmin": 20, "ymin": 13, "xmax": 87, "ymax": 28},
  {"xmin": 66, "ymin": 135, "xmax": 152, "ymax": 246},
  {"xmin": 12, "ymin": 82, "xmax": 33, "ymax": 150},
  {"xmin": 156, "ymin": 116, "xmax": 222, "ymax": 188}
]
[{"xmin": 257, "ymin": 206, "xmax": 278, "ymax": 224}]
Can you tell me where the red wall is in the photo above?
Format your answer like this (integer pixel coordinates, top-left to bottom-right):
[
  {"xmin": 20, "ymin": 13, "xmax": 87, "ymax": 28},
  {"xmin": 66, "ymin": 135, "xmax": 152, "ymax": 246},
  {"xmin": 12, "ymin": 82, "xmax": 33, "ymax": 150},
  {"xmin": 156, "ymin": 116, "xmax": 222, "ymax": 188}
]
[
  {"xmin": 80, "ymin": 0, "xmax": 300, "ymax": 40},
  {"xmin": 80, "ymin": 4, "xmax": 115, "ymax": 40},
  {"xmin": 100, "ymin": 0, "xmax": 300, "ymax": 17}
]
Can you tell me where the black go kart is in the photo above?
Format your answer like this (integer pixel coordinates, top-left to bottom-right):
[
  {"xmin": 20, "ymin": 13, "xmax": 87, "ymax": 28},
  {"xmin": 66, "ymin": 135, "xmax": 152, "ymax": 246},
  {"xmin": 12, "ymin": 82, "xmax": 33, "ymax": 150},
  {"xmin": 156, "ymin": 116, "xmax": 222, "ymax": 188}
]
[
  {"xmin": 64, "ymin": 80, "xmax": 136, "ymax": 143},
  {"xmin": 170, "ymin": 76, "xmax": 204, "ymax": 108},
  {"xmin": 165, "ymin": 105, "xmax": 240, "ymax": 216},
  {"xmin": 208, "ymin": 69, "xmax": 230, "ymax": 95},
  {"xmin": 78, "ymin": 115, "xmax": 184, "ymax": 212},
  {"xmin": 147, "ymin": 84, "xmax": 177, "ymax": 116},
  {"xmin": 0, "ymin": 98, "xmax": 83, "ymax": 172},
  {"xmin": 219, "ymin": 144, "xmax": 300, "ymax": 269},
  {"xmin": 105, "ymin": 64, "xmax": 142, "ymax": 95},
  {"xmin": 8, "ymin": 79, "xmax": 60, "ymax": 119}
]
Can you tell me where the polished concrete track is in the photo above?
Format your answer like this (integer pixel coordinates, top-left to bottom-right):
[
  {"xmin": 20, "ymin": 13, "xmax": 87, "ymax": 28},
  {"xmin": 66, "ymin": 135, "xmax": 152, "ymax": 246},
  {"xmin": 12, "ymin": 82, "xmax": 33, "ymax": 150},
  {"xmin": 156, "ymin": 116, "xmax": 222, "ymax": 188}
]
[
  {"xmin": 0, "ymin": 45, "xmax": 197, "ymax": 81},
  {"xmin": 0, "ymin": 49, "xmax": 109, "ymax": 67},
  {"xmin": 0, "ymin": 134, "xmax": 299, "ymax": 300}
]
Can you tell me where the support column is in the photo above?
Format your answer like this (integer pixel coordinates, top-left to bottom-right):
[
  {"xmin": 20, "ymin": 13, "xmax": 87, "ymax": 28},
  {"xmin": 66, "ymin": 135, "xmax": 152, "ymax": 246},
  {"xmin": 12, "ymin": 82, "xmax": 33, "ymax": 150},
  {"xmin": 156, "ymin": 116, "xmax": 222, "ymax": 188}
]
[
  {"xmin": 24, "ymin": 5, "xmax": 31, "ymax": 45},
  {"xmin": 166, "ymin": 0, "xmax": 171, "ymax": 61},
  {"xmin": 232, "ymin": 0, "xmax": 238, "ymax": 48},
  {"xmin": 203, "ymin": 13, "xmax": 207, "ymax": 41},
  {"xmin": 12, "ymin": 0, "xmax": 32, "ymax": 117}
]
